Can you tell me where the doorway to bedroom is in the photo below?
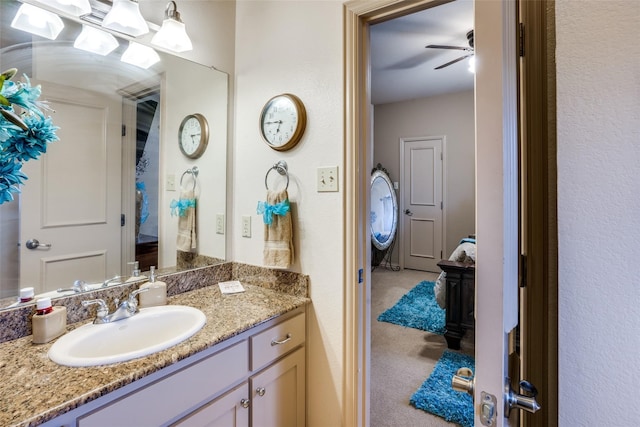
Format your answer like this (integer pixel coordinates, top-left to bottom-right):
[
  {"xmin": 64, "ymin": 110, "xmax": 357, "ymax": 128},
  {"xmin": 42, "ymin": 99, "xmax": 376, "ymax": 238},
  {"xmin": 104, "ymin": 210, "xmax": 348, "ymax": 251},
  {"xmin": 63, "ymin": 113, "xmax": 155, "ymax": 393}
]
[{"xmin": 369, "ymin": 0, "xmax": 476, "ymax": 425}]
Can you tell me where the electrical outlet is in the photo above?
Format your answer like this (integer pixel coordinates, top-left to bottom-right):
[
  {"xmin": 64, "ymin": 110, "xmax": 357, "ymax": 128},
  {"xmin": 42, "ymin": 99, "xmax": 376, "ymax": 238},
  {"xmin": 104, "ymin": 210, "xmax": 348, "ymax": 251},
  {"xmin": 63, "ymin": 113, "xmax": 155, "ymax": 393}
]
[
  {"xmin": 317, "ymin": 166, "xmax": 339, "ymax": 192},
  {"xmin": 216, "ymin": 214, "xmax": 225, "ymax": 235},
  {"xmin": 166, "ymin": 174, "xmax": 176, "ymax": 191},
  {"xmin": 242, "ymin": 215, "xmax": 251, "ymax": 238}
]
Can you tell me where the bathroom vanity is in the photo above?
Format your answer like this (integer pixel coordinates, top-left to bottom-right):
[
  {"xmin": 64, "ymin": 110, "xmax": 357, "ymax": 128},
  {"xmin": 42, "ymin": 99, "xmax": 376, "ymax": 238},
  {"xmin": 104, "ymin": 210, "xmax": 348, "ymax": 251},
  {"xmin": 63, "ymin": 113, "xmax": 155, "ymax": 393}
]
[{"xmin": 0, "ymin": 281, "xmax": 309, "ymax": 427}]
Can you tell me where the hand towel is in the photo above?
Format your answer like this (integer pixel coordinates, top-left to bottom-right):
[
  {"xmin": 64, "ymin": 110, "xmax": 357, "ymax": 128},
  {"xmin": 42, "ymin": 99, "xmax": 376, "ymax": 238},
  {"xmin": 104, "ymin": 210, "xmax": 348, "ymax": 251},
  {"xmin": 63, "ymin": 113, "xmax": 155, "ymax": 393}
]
[
  {"xmin": 173, "ymin": 189, "xmax": 197, "ymax": 252},
  {"xmin": 259, "ymin": 189, "xmax": 294, "ymax": 268}
]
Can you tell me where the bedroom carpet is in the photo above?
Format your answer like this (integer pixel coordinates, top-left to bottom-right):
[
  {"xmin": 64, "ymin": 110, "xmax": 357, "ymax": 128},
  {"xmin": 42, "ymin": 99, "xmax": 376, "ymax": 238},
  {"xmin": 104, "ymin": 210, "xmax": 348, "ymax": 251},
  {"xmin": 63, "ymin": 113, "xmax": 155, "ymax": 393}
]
[
  {"xmin": 377, "ymin": 280, "xmax": 446, "ymax": 335},
  {"xmin": 371, "ymin": 268, "xmax": 474, "ymax": 427},
  {"xmin": 410, "ymin": 350, "xmax": 475, "ymax": 427}
]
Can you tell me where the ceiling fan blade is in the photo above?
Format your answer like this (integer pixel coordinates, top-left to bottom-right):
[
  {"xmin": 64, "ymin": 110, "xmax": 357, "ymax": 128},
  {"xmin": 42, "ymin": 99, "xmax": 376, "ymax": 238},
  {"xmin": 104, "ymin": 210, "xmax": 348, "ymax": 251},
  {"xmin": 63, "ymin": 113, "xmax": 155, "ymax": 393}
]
[
  {"xmin": 426, "ymin": 44, "xmax": 473, "ymax": 51},
  {"xmin": 434, "ymin": 54, "xmax": 474, "ymax": 70}
]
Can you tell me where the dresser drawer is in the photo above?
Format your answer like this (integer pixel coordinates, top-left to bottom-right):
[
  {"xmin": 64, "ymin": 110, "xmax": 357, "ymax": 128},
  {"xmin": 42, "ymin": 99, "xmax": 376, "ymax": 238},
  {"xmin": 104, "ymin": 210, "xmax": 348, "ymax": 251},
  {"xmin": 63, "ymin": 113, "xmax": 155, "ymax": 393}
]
[{"xmin": 250, "ymin": 313, "xmax": 305, "ymax": 371}]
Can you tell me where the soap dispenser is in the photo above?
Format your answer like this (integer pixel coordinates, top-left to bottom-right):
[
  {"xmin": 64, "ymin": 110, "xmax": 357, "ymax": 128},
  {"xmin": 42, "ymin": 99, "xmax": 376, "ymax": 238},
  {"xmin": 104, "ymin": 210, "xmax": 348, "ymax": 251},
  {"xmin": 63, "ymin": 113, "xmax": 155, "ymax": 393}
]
[
  {"xmin": 138, "ymin": 266, "xmax": 167, "ymax": 308},
  {"xmin": 126, "ymin": 261, "xmax": 147, "ymax": 282},
  {"xmin": 32, "ymin": 297, "xmax": 67, "ymax": 344}
]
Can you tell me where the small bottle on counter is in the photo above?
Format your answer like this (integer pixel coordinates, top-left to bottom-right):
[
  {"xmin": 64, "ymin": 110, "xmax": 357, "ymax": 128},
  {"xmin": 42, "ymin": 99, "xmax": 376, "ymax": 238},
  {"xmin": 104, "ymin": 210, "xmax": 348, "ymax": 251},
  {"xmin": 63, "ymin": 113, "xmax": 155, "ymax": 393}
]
[
  {"xmin": 138, "ymin": 266, "xmax": 167, "ymax": 308},
  {"xmin": 32, "ymin": 297, "xmax": 67, "ymax": 344},
  {"xmin": 19, "ymin": 287, "xmax": 34, "ymax": 303}
]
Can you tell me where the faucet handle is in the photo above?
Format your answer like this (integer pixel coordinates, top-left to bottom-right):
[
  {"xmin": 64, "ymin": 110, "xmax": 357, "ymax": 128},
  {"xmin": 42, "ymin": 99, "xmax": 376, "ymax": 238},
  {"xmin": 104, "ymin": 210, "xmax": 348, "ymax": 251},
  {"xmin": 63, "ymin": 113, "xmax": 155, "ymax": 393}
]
[
  {"xmin": 82, "ymin": 299, "xmax": 109, "ymax": 323},
  {"xmin": 127, "ymin": 287, "xmax": 149, "ymax": 312}
]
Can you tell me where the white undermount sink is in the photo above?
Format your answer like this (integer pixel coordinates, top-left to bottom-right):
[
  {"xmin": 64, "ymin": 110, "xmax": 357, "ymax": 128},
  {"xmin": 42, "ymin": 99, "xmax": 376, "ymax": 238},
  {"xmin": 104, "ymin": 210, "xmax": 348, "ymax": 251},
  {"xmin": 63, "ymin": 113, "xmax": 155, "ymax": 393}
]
[{"xmin": 48, "ymin": 305, "xmax": 206, "ymax": 367}]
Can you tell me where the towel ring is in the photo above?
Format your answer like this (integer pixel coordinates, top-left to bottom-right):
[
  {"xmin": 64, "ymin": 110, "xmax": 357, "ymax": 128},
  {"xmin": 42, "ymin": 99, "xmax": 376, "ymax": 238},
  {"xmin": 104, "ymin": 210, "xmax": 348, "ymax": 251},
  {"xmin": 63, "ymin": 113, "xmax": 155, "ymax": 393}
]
[
  {"xmin": 264, "ymin": 161, "xmax": 289, "ymax": 191},
  {"xmin": 180, "ymin": 166, "xmax": 199, "ymax": 191}
]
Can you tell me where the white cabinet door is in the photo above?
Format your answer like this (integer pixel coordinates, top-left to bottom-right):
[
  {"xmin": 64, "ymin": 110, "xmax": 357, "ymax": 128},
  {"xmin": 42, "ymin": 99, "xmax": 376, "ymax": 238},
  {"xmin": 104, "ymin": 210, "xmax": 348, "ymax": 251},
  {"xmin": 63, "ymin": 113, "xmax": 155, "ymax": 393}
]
[
  {"xmin": 173, "ymin": 383, "xmax": 250, "ymax": 427},
  {"xmin": 250, "ymin": 347, "xmax": 305, "ymax": 427}
]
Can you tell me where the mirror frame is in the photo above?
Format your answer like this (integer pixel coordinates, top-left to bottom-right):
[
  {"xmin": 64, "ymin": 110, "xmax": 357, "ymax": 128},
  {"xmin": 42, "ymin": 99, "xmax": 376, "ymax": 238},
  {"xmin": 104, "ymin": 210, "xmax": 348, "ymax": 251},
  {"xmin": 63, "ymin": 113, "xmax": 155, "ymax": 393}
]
[{"xmin": 370, "ymin": 163, "xmax": 398, "ymax": 251}]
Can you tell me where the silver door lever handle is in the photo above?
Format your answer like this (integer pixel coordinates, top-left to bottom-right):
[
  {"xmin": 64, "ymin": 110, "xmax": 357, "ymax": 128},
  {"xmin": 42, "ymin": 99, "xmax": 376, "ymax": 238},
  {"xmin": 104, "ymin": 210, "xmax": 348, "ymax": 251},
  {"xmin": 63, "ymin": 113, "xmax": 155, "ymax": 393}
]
[{"xmin": 25, "ymin": 239, "xmax": 52, "ymax": 250}]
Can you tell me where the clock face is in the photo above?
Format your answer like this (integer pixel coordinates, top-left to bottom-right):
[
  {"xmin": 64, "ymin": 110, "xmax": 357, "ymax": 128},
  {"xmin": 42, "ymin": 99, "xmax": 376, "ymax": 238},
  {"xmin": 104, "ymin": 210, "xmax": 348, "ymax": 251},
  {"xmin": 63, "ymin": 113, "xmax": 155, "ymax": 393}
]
[
  {"xmin": 260, "ymin": 94, "xmax": 306, "ymax": 151},
  {"xmin": 179, "ymin": 114, "xmax": 208, "ymax": 158}
]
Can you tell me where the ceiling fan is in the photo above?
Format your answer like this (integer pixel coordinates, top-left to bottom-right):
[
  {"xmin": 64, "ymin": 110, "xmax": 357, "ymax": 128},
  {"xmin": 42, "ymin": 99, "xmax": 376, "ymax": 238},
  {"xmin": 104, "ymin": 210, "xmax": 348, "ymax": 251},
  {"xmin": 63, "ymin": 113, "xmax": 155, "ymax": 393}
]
[{"xmin": 426, "ymin": 30, "xmax": 474, "ymax": 70}]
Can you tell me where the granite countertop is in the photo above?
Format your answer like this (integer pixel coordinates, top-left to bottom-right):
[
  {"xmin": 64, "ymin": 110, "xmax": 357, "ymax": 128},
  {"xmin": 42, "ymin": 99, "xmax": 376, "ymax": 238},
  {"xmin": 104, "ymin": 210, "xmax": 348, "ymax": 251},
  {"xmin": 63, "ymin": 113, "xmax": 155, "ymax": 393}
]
[{"xmin": 0, "ymin": 283, "xmax": 309, "ymax": 427}]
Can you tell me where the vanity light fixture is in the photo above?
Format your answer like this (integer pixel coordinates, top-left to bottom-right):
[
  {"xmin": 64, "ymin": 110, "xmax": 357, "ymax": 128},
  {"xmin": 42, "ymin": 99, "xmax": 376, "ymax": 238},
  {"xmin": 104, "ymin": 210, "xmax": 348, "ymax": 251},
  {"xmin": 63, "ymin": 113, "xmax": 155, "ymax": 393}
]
[
  {"xmin": 74, "ymin": 25, "xmax": 119, "ymax": 56},
  {"xmin": 11, "ymin": 3, "xmax": 64, "ymax": 40},
  {"xmin": 102, "ymin": 0, "xmax": 149, "ymax": 37},
  {"xmin": 468, "ymin": 56, "xmax": 476, "ymax": 74},
  {"xmin": 45, "ymin": 0, "xmax": 92, "ymax": 17},
  {"xmin": 151, "ymin": 1, "xmax": 193, "ymax": 53},
  {"xmin": 121, "ymin": 41, "xmax": 160, "ymax": 69}
]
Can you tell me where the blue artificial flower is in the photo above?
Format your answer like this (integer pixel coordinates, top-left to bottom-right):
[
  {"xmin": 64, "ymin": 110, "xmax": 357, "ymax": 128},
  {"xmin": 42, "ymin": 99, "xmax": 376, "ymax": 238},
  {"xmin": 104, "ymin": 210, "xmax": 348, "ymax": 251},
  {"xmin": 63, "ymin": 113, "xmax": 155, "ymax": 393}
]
[
  {"xmin": 0, "ymin": 70, "xmax": 58, "ymax": 204},
  {"xmin": 170, "ymin": 198, "xmax": 196, "ymax": 217},
  {"xmin": 256, "ymin": 198, "xmax": 290, "ymax": 225},
  {"xmin": 0, "ymin": 157, "xmax": 27, "ymax": 203},
  {"xmin": 1, "ymin": 75, "xmax": 51, "ymax": 118},
  {"xmin": 0, "ymin": 115, "xmax": 59, "ymax": 162}
]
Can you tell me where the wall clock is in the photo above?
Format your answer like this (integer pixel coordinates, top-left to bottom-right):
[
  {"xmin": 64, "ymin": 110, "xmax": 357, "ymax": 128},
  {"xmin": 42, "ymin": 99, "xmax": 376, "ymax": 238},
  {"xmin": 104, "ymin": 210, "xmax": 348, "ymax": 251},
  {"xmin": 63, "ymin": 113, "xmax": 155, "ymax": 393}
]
[
  {"xmin": 259, "ymin": 93, "xmax": 307, "ymax": 151},
  {"xmin": 178, "ymin": 113, "xmax": 209, "ymax": 159}
]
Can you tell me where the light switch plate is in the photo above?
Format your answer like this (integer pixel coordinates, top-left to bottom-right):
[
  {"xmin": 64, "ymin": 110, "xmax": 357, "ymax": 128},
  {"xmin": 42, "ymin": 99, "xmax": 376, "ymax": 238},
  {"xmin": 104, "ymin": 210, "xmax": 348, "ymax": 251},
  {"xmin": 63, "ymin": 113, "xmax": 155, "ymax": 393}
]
[
  {"xmin": 166, "ymin": 173, "xmax": 176, "ymax": 191},
  {"xmin": 317, "ymin": 166, "xmax": 339, "ymax": 192},
  {"xmin": 216, "ymin": 214, "xmax": 225, "ymax": 235},
  {"xmin": 241, "ymin": 215, "xmax": 251, "ymax": 238}
]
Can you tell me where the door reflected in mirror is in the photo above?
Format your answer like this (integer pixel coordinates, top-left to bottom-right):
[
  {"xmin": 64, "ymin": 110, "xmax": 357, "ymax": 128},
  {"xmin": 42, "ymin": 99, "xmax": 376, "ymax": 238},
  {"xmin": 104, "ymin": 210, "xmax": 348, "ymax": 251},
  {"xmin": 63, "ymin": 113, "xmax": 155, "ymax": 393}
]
[{"xmin": 0, "ymin": 0, "xmax": 228, "ymax": 309}]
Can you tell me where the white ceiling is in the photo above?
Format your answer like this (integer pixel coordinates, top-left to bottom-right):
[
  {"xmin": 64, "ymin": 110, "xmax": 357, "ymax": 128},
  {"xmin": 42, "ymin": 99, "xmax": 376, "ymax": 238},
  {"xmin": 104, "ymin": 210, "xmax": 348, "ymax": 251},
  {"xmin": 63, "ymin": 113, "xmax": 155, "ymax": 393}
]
[{"xmin": 370, "ymin": 0, "xmax": 474, "ymax": 105}]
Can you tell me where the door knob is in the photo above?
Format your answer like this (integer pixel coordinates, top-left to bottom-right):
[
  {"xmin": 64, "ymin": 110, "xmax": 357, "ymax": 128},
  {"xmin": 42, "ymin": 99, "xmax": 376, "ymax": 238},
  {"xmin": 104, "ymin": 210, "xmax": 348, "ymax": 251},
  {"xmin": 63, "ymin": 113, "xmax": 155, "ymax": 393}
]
[
  {"xmin": 404, "ymin": 209, "xmax": 413, "ymax": 216},
  {"xmin": 240, "ymin": 398, "xmax": 250, "ymax": 408},
  {"xmin": 506, "ymin": 379, "xmax": 541, "ymax": 415},
  {"xmin": 451, "ymin": 367, "xmax": 474, "ymax": 396},
  {"xmin": 256, "ymin": 387, "xmax": 266, "ymax": 397},
  {"xmin": 25, "ymin": 239, "xmax": 52, "ymax": 250}
]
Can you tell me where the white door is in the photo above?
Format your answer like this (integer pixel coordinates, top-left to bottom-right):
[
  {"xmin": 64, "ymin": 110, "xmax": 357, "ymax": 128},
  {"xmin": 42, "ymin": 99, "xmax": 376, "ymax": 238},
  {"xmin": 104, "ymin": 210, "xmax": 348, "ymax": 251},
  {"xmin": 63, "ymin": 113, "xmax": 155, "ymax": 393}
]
[
  {"xmin": 20, "ymin": 81, "xmax": 122, "ymax": 294},
  {"xmin": 471, "ymin": 1, "xmax": 521, "ymax": 425},
  {"xmin": 400, "ymin": 136, "xmax": 443, "ymax": 272}
]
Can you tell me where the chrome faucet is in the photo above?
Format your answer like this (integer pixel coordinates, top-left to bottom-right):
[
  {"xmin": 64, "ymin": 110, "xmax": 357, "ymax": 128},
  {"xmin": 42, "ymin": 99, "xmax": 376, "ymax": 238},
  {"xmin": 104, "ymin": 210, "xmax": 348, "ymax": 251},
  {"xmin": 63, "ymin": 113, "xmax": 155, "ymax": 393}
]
[
  {"xmin": 101, "ymin": 275, "xmax": 123, "ymax": 288},
  {"xmin": 82, "ymin": 288, "xmax": 149, "ymax": 324},
  {"xmin": 57, "ymin": 279, "xmax": 89, "ymax": 294}
]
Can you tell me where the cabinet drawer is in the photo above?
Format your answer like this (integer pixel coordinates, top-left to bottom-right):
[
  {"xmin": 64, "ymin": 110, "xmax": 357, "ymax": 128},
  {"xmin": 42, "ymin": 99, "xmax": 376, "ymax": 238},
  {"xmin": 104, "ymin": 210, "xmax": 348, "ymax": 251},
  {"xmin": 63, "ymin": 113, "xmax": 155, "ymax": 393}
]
[
  {"xmin": 78, "ymin": 341, "xmax": 249, "ymax": 427},
  {"xmin": 251, "ymin": 313, "xmax": 305, "ymax": 371}
]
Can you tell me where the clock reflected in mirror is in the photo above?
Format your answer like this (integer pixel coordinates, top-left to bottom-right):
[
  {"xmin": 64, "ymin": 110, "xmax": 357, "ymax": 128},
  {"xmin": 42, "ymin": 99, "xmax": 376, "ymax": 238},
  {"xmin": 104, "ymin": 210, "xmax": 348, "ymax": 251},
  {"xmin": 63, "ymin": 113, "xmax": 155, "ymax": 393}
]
[{"xmin": 260, "ymin": 93, "xmax": 307, "ymax": 151}]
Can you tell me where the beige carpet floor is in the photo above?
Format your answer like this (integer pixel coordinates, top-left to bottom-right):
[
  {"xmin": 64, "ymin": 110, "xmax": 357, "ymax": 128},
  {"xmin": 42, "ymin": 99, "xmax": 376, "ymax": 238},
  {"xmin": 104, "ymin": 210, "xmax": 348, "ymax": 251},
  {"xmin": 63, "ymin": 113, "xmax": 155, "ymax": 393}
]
[{"xmin": 370, "ymin": 267, "xmax": 474, "ymax": 427}]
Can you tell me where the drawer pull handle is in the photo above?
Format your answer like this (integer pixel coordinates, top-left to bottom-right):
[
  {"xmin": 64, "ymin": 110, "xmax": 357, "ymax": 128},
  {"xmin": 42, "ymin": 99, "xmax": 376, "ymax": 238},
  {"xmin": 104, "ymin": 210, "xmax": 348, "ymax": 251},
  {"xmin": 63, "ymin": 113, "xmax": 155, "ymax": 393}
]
[
  {"xmin": 256, "ymin": 387, "xmax": 266, "ymax": 397},
  {"xmin": 271, "ymin": 333, "xmax": 292, "ymax": 346},
  {"xmin": 241, "ymin": 398, "xmax": 250, "ymax": 408}
]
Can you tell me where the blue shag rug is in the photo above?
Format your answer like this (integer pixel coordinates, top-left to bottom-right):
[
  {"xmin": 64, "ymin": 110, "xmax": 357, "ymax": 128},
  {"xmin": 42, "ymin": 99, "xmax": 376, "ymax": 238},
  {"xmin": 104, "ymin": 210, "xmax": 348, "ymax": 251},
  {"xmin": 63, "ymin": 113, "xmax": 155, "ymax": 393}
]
[
  {"xmin": 377, "ymin": 280, "xmax": 445, "ymax": 335},
  {"xmin": 410, "ymin": 350, "xmax": 475, "ymax": 427}
]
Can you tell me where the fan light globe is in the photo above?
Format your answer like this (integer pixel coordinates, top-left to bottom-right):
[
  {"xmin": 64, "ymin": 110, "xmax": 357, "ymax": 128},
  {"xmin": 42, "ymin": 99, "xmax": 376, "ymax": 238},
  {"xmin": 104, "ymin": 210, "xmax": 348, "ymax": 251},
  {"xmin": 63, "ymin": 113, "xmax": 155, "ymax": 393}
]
[{"xmin": 468, "ymin": 56, "xmax": 476, "ymax": 73}]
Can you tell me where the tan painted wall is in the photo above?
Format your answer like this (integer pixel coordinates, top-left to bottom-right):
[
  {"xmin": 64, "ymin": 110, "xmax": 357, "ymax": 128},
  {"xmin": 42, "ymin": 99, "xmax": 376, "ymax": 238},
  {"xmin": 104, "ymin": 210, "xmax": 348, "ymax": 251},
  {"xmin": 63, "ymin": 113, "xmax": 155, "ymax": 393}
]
[
  {"xmin": 232, "ymin": 2, "xmax": 345, "ymax": 425},
  {"xmin": 373, "ymin": 90, "xmax": 476, "ymax": 258}
]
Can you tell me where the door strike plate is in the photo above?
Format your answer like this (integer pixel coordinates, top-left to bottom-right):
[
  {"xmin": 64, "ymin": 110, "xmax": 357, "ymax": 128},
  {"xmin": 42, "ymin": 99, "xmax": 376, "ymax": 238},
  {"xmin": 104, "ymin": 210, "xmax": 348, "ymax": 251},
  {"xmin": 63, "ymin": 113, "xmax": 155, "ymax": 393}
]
[{"xmin": 480, "ymin": 391, "xmax": 497, "ymax": 426}]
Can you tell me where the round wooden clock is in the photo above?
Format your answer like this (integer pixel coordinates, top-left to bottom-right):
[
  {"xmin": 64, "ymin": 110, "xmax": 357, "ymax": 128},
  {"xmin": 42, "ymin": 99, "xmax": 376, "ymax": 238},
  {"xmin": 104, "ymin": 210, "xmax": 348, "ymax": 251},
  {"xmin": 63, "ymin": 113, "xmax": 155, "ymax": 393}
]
[
  {"xmin": 178, "ymin": 113, "xmax": 209, "ymax": 159},
  {"xmin": 259, "ymin": 93, "xmax": 307, "ymax": 151}
]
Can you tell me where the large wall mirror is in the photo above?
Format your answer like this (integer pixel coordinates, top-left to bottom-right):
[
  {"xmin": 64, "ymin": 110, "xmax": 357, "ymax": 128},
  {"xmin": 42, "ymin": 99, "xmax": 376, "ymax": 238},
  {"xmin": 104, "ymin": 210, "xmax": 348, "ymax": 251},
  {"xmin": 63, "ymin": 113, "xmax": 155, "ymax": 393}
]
[
  {"xmin": 370, "ymin": 164, "xmax": 398, "ymax": 265},
  {"xmin": 0, "ymin": 0, "xmax": 228, "ymax": 310}
]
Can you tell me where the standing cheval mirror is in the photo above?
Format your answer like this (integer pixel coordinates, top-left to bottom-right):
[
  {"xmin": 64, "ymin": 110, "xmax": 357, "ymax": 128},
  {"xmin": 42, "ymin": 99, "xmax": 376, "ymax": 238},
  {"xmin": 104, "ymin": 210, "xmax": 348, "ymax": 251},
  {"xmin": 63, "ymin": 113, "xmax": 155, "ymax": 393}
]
[{"xmin": 370, "ymin": 163, "xmax": 398, "ymax": 266}]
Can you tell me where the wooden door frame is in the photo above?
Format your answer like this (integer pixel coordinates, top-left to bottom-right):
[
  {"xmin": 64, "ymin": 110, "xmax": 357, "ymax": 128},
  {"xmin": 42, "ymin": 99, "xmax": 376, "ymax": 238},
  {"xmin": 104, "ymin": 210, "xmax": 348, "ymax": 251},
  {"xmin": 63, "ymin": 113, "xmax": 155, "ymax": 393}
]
[
  {"xmin": 398, "ymin": 136, "xmax": 447, "ymax": 271},
  {"xmin": 344, "ymin": 1, "xmax": 557, "ymax": 426},
  {"xmin": 520, "ymin": 1, "xmax": 558, "ymax": 425}
]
